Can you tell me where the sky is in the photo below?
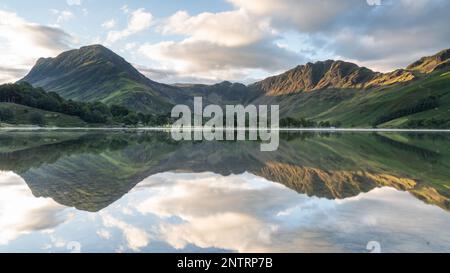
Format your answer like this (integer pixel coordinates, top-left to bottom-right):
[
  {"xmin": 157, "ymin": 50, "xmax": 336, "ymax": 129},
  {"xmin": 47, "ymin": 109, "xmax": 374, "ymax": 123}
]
[{"xmin": 0, "ymin": 0, "xmax": 449, "ymax": 84}]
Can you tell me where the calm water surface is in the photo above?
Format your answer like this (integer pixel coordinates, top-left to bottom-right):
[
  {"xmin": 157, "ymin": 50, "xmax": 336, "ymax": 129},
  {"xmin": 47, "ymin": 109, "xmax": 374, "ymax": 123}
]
[{"xmin": 0, "ymin": 131, "xmax": 449, "ymax": 253}]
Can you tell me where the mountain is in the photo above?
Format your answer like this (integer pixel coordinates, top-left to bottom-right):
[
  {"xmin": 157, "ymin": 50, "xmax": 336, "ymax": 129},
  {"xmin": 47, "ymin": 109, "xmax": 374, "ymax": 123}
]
[
  {"xmin": 407, "ymin": 48, "xmax": 450, "ymax": 73},
  {"xmin": 19, "ymin": 45, "xmax": 450, "ymax": 128},
  {"xmin": 251, "ymin": 49, "xmax": 450, "ymax": 96},
  {"xmin": 175, "ymin": 81, "xmax": 260, "ymax": 105},
  {"xmin": 20, "ymin": 45, "xmax": 187, "ymax": 114},
  {"xmin": 19, "ymin": 45, "xmax": 258, "ymax": 114},
  {"xmin": 251, "ymin": 48, "xmax": 450, "ymax": 128},
  {"xmin": 249, "ymin": 60, "xmax": 415, "ymax": 96}
]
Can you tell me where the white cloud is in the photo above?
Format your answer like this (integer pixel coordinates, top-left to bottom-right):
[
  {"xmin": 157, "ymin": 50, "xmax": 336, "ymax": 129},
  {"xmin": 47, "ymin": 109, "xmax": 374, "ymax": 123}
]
[
  {"xmin": 139, "ymin": 39, "xmax": 302, "ymax": 82},
  {"xmin": 160, "ymin": 212, "xmax": 277, "ymax": 252},
  {"xmin": 227, "ymin": 0, "xmax": 362, "ymax": 32},
  {"xmin": 50, "ymin": 9, "xmax": 75, "ymax": 24},
  {"xmin": 97, "ymin": 229, "xmax": 112, "ymax": 240},
  {"xmin": 0, "ymin": 172, "xmax": 68, "ymax": 245},
  {"xmin": 106, "ymin": 8, "xmax": 153, "ymax": 44},
  {"xmin": 101, "ymin": 19, "xmax": 116, "ymax": 29},
  {"xmin": 327, "ymin": 0, "xmax": 450, "ymax": 71},
  {"xmin": 138, "ymin": 6, "xmax": 303, "ymax": 82},
  {"xmin": 2, "ymin": 169, "xmax": 449, "ymax": 252},
  {"xmin": 226, "ymin": 0, "xmax": 450, "ymax": 71},
  {"xmin": 0, "ymin": 9, "xmax": 74, "ymax": 83},
  {"xmin": 131, "ymin": 172, "xmax": 450, "ymax": 253},
  {"xmin": 66, "ymin": 0, "xmax": 82, "ymax": 6},
  {"xmin": 161, "ymin": 10, "xmax": 274, "ymax": 47},
  {"xmin": 101, "ymin": 213, "xmax": 150, "ymax": 251},
  {"xmin": 135, "ymin": 172, "xmax": 286, "ymax": 252},
  {"xmin": 121, "ymin": 5, "xmax": 129, "ymax": 14},
  {"xmin": 56, "ymin": 10, "xmax": 74, "ymax": 24},
  {"xmin": 140, "ymin": 0, "xmax": 450, "ymax": 81},
  {"xmin": 136, "ymin": 65, "xmax": 224, "ymax": 84}
]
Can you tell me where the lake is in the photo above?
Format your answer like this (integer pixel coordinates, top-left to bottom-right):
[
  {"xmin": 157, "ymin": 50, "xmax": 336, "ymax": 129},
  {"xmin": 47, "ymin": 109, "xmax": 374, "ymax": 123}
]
[{"xmin": 0, "ymin": 130, "xmax": 449, "ymax": 253}]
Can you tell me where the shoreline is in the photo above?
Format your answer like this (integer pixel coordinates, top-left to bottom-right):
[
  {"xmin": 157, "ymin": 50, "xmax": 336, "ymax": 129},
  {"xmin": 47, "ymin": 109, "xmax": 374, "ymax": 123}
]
[{"xmin": 1, "ymin": 127, "xmax": 450, "ymax": 133}]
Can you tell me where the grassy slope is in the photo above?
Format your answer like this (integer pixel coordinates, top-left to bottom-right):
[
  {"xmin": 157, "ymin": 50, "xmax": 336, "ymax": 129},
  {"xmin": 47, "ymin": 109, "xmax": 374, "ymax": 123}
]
[
  {"xmin": 0, "ymin": 103, "xmax": 87, "ymax": 127},
  {"xmin": 99, "ymin": 77, "xmax": 174, "ymax": 114},
  {"xmin": 379, "ymin": 71, "xmax": 450, "ymax": 128},
  {"xmin": 275, "ymin": 70, "xmax": 450, "ymax": 127},
  {"xmin": 23, "ymin": 46, "xmax": 177, "ymax": 115}
]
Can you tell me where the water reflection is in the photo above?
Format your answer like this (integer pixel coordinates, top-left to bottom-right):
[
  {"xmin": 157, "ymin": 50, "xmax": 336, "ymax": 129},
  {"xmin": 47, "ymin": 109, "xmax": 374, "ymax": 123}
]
[
  {"xmin": 0, "ymin": 172, "xmax": 67, "ymax": 246},
  {"xmin": 0, "ymin": 131, "xmax": 449, "ymax": 252}
]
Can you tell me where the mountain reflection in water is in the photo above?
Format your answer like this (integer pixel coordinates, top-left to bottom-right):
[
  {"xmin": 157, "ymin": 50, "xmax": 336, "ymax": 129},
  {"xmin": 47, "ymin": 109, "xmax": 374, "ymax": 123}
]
[{"xmin": 0, "ymin": 131, "xmax": 449, "ymax": 252}]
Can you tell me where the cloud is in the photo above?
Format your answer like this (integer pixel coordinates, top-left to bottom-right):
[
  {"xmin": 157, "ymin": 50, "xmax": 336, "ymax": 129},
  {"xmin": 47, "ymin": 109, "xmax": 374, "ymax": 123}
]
[
  {"xmin": 2, "ymin": 170, "xmax": 449, "ymax": 252},
  {"xmin": 97, "ymin": 229, "xmax": 112, "ymax": 240},
  {"xmin": 226, "ymin": 0, "xmax": 450, "ymax": 71},
  {"xmin": 134, "ymin": 5, "xmax": 306, "ymax": 83},
  {"xmin": 327, "ymin": 0, "xmax": 450, "ymax": 70},
  {"xmin": 106, "ymin": 8, "xmax": 153, "ymax": 43},
  {"xmin": 139, "ymin": 39, "xmax": 302, "ymax": 83},
  {"xmin": 0, "ymin": 9, "xmax": 74, "ymax": 83},
  {"xmin": 136, "ymin": 65, "xmax": 221, "ymax": 84},
  {"xmin": 227, "ymin": 0, "xmax": 363, "ymax": 32},
  {"xmin": 101, "ymin": 19, "xmax": 116, "ymax": 29},
  {"xmin": 0, "ymin": 66, "xmax": 29, "ymax": 84},
  {"xmin": 160, "ymin": 212, "xmax": 277, "ymax": 252},
  {"xmin": 51, "ymin": 9, "xmax": 75, "ymax": 24},
  {"xmin": 140, "ymin": 0, "xmax": 450, "ymax": 81},
  {"xmin": 0, "ymin": 172, "xmax": 68, "ymax": 245},
  {"xmin": 161, "ymin": 10, "xmax": 274, "ymax": 47},
  {"xmin": 101, "ymin": 213, "xmax": 150, "ymax": 251},
  {"xmin": 131, "ymin": 172, "xmax": 450, "ymax": 253},
  {"xmin": 135, "ymin": 172, "xmax": 291, "ymax": 252},
  {"xmin": 66, "ymin": 0, "xmax": 82, "ymax": 6},
  {"xmin": 121, "ymin": 5, "xmax": 129, "ymax": 14}
]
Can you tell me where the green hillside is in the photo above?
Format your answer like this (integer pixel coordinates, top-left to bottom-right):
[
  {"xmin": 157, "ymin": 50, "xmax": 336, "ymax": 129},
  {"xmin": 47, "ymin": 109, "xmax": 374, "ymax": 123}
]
[
  {"xmin": 254, "ymin": 65, "xmax": 450, "ymax": 128},
  {"xmin": 16, "ymin": 45, "xmax": 450, "ymax": 129},
  {"xmin": 20, "ymin": 45, "xmax": 187, "ymax": 115},
  {"xmin": 0, "ymin": 103, "xmax": 86, "ymax": 127},
  {"xmin": 0, "ymin": 82, "xmax": 172, "ymax": 127},
  {"xmin": 311, "ymin": 70, "xmax": 450, "ymax": 128}
]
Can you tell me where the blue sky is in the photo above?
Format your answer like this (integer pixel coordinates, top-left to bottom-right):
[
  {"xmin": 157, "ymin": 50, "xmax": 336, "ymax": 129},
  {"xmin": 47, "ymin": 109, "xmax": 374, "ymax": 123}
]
[{"xmin": 0, "ymin": 0, "xmax": 449, "ymax": 84}]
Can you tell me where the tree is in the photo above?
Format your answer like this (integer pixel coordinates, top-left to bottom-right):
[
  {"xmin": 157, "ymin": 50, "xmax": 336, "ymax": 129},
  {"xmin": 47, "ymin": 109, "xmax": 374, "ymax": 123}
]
[
  {"xmin": 374, "ymin": 96, "xmax": 439, "ymax": 125},
  {"xmin": 319, "ymin": 121, "xmax": 331, "ymax": 128},
  {"xmin": 0, "ymin": 83, "xmax": 145, "ymax": 126},
  {"xmin": 0, "ymin": 108, "xmax": 15, "ymax": 123},
  {"xmin": 111, "ymin": 104, "xmax": 129, "ymax": 117},
  {"xmin": 140, "ymin": 114, "xmax": 155, "ymax": 125},
  {"xmin": 29, "ymin": 112, "xmax": 45, "ymax": 126},
  {"xmin": 90, "ymin": 102, "xmax": 110, "ymax": 116},
  {"xmin": 280, "ymin": 117, "xmax": 317, "ymax": 128},
  {"xmin": 82, "ymin": 110, "xmax": 108, "ymax": 124},
  {"xmin": 123, "ymin": 113, "xmax": 139, "ymax": 125}
]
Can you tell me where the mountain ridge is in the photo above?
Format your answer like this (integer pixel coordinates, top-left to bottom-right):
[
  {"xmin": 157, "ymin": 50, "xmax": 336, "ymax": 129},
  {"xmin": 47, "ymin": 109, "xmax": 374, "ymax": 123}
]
[
  {"xmin": 18, "ymin": 45, "xmax": 450, "ymax": 128},
  {"xmin": 407, "ymin": 48, "xmax": 450, "ymax": 73},
  {"xmin": 21, "ymin": 45, "xmax": 450, "ymax": 100},
  {"xmin": 20, "ymin": 45, "xmax": 188, "ymax": 114},
  {"xmin": 22, "ymin": 45, "xmax": 450, "ymax": 96},
  {"xmin": 250, "ymin": 60, "xmax": 419, "ymax": 96}
]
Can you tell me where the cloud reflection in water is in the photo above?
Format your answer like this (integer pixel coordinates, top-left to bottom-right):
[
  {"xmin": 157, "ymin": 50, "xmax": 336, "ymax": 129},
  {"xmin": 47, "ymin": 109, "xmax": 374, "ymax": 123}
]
[{"xmin": 1, "ymin": 171, "xmax": 450, "ymax": 253}]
